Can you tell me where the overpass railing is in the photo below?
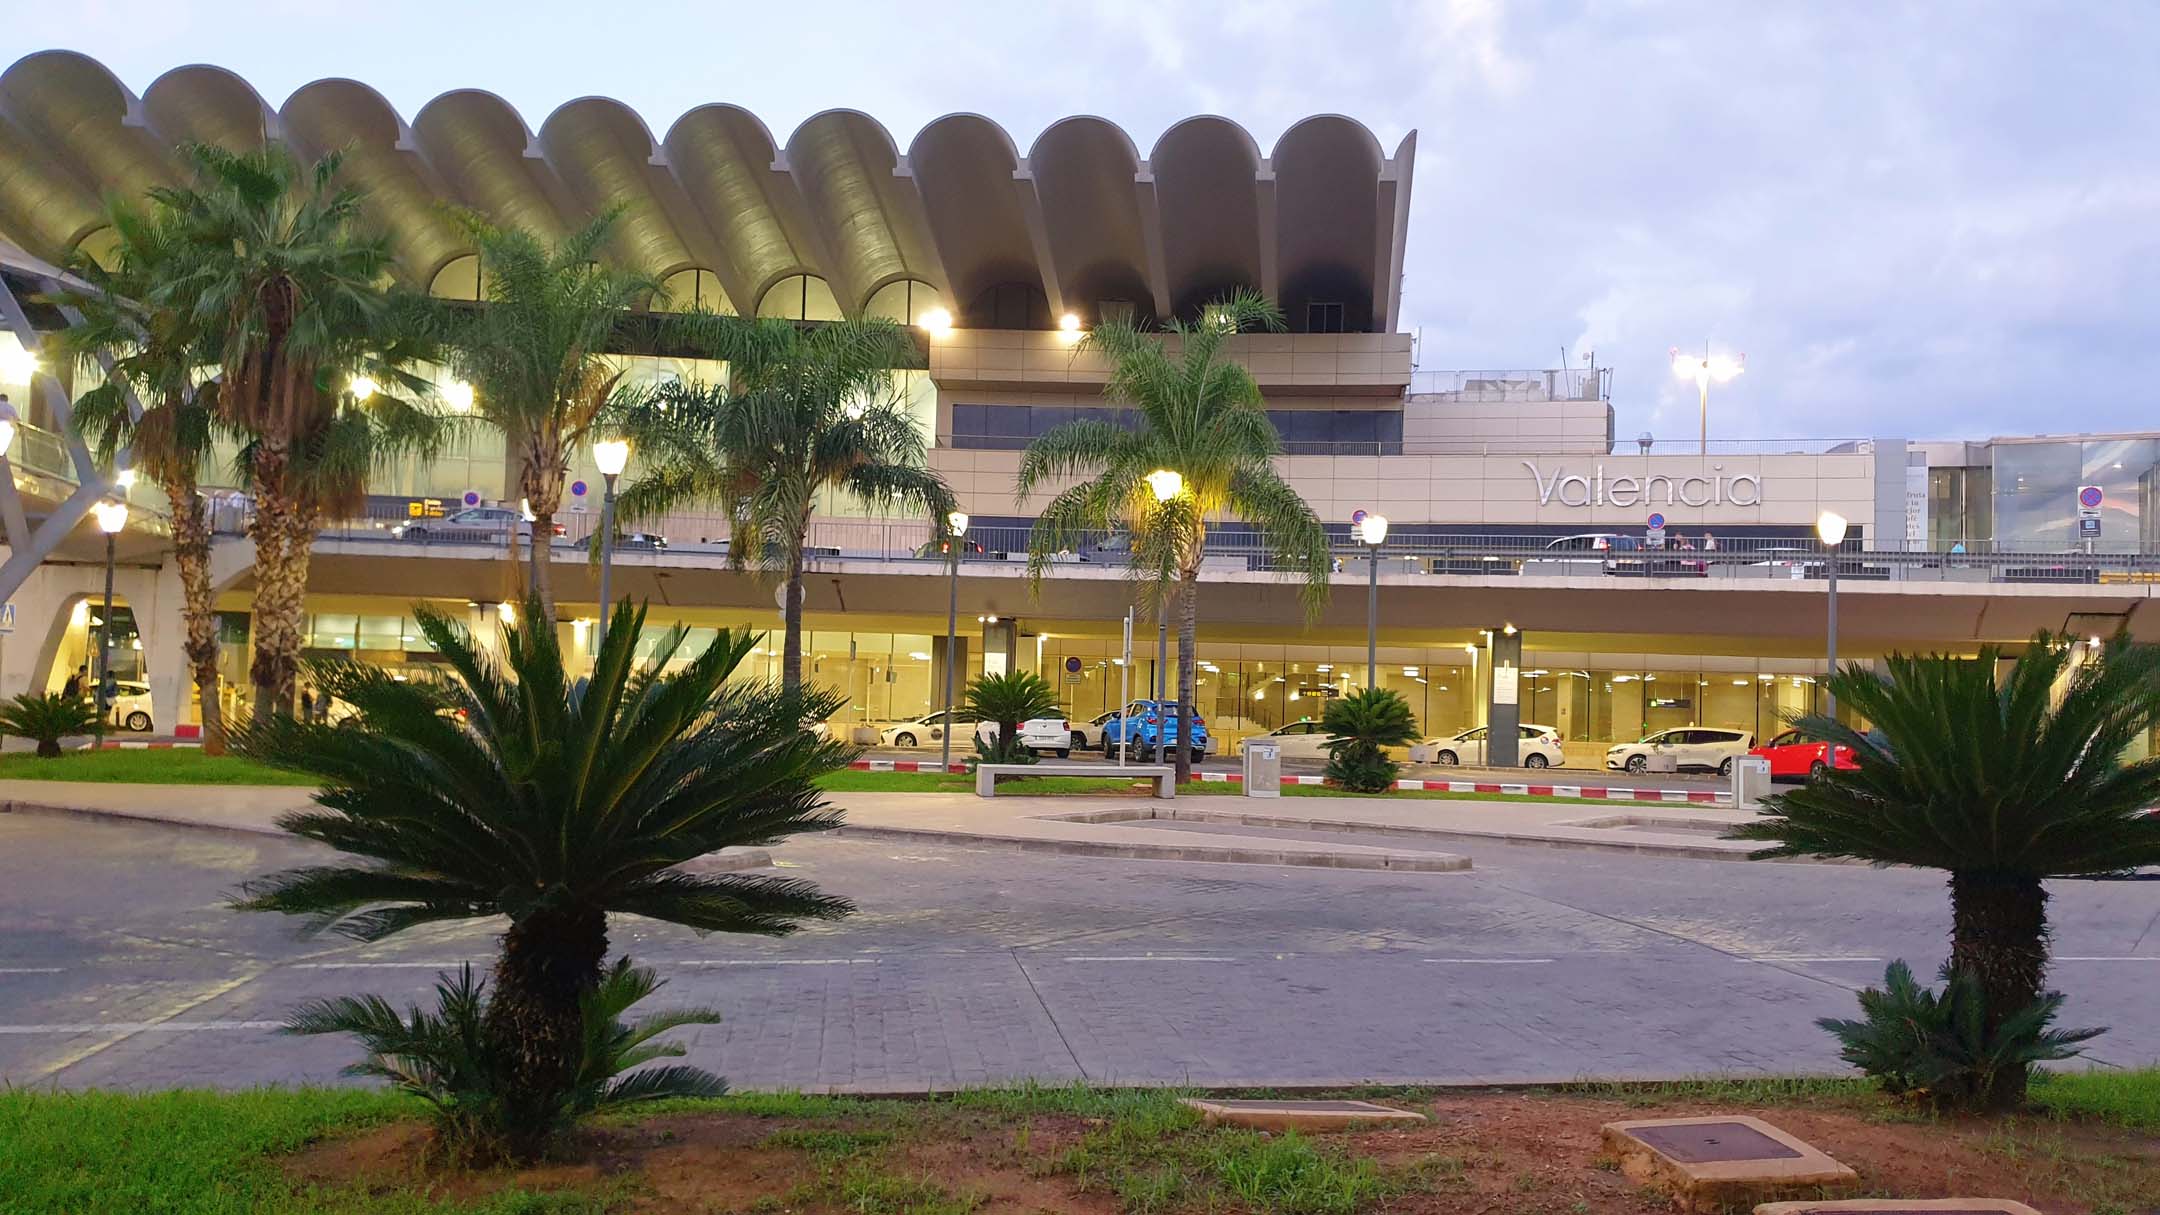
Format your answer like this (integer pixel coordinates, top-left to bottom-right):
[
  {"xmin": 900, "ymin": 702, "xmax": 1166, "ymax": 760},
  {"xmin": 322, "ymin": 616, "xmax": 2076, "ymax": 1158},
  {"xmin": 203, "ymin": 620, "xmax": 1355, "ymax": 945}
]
[{"xmin": 296, "ymin": 513, "xmax": 2160, "ymax": 588}]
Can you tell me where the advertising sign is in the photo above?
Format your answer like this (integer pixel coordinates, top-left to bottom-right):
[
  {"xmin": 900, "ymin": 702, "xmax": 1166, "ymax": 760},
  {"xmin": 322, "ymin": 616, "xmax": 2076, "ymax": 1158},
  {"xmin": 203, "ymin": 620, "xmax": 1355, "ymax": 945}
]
[{"xmin": 1491, "ymin": 663, "xmax": 1519, "ymax": 706}]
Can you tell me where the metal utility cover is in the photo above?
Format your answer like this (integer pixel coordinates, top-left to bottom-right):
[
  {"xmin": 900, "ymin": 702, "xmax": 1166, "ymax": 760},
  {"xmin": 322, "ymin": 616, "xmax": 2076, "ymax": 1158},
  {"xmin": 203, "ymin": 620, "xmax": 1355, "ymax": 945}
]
[{"xmin": 1631, "ymin": 1120, "xmax": 1802, "ymax": 1163}]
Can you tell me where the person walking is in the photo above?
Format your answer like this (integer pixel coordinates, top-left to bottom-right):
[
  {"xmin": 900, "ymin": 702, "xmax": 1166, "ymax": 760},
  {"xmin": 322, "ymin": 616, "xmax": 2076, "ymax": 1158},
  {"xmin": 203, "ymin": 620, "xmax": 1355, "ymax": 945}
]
[{"xmin": 61, "ymin": 664, "xmax": 86, "ymax": 699}]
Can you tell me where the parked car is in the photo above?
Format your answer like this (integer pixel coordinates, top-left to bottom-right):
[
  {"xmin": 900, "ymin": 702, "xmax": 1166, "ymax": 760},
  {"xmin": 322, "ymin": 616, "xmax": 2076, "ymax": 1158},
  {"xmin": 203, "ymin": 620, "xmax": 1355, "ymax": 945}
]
[
  {"xmin": 1750, "ymin": 729, "xmax": 1858, "ymax": 780},
  {"xmin": 395, "ymin": 506, "xmax": 564, "ymax": 543},
  {"xmin": 1604, "ymin": 726, "xmax": 1756, "ymax": 775},
  {"xmin": 878, "ymin": 710, "xmax": 981, "ymax": 749},
  {"xmin": 1012, "ymin": 716, "xmax": 1075, "ymax": 758},
  {"xmin": 1070, "ymin": 707, "xmax": 1129, "ymax": 752},
  {"xmin": 1235, "ymin": 719, "xmax": 1338, "ymax": 762},
  {"xmin": 102, "ymin": 679, "xmax": 154, "ymax": 732},
  {"xmin": 1412, "ymin": 723, "xmax": 1565, "ymax": 768},
  {"xmin": 1101, "ymin": 699, "xmax": 1209, "ymax": 762}
]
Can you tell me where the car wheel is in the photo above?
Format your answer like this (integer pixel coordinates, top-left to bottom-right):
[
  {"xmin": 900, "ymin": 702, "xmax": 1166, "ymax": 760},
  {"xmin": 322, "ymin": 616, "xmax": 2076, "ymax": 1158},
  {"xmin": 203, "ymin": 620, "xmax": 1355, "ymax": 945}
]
[
  {"xmin": 1624, "ymin": 754, "xmax": 1648, "ymax": 774},
  {"xmin": 1523, "ymin": 753, "xmax": 1548, "ymax": 769},
  {"xmin": 1071, "ymin": 732, "xmax": 1087, "ymax": 753},
  {"xmin": 1056, "ymin": 748, "xmax": 1070, "ymax": 759},
  {"xmin": 893, "ymin": 732, "xmax": 916, "ymax": 748},
  {"xmin": 124, "ymin": 711, "xmax": 151, "ymax": 732},
  {"xmin": 403, "ymin": 527, "xmax": 429, "ymax": 541},
  {"xmin": 1435, "ymin": 750, "xmax": 1459, "ymax": 766},
  {"xmin": 1189, "ymin": 748, "xmax": 1204, "ymax": 764},
  {"xmin": 1808, "ymin": 759, "xmax": 1827, "ymax": 780},
  {"xmin": 1718, "ymin": 757, "xmax": 1735, "ymax": 778}
]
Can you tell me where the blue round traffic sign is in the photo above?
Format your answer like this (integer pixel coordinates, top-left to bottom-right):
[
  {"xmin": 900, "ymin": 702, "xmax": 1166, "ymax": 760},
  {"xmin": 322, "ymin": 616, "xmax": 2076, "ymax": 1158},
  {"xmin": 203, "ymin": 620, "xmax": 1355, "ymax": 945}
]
[
  {"xmin": 1646, "ymin": 512, "xmax": 1666, "ymax": 529},
  {"xmin": 1064, "ymin": 656, "xmax": 1083, "ymax": 674},
  {"xmin": 571, "ymin": 480, "xmax": 589, "ymax": 497},
  {"xmin": 2080, "ymin": 486, "xmax": 2103, "ymax": 509},
  {"xmin": 463, "ymin": 490, "xmax": 481, "ymax": 507}
]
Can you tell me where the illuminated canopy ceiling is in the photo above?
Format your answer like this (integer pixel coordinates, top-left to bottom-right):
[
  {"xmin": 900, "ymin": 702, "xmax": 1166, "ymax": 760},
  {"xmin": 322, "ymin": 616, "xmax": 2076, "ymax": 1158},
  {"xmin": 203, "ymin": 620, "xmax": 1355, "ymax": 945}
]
[{"xmin": 0, "ymin": 52, "xmax": 1417, "ymax": 333}]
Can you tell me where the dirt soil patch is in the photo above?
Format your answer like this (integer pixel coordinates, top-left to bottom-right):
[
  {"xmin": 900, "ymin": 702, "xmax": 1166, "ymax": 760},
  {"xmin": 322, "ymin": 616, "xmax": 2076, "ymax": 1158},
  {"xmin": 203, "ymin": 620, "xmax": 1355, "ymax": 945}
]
[{"xmin": 281, "ymin": 1089, "xmax": 2160, "ymax": 1214}]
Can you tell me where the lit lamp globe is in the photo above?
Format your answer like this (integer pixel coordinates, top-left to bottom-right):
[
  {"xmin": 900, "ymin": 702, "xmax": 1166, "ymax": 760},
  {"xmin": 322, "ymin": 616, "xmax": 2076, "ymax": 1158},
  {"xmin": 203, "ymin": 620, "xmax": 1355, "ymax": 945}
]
[
  {"xmin": 947, "ymin": 510, "xmax": 969, "ymax": 537},
  {"xmin": 1145, "ymin": 469, "xmax": 1183, "ymax": 502},
  {"xmin": 592, "ymin": 438, "xmax": 631, "ymax": 478},
  {"xmin": 92, "ymin": 499, "xmax": 129, "ymax": 534},
  {"xmin": 1357, "ymin": 513, "xmax": 1389, "ymax": 545},
  {"xmin": 1815, "ymin": 510, "xmax": 1849, "ymax": 546}
]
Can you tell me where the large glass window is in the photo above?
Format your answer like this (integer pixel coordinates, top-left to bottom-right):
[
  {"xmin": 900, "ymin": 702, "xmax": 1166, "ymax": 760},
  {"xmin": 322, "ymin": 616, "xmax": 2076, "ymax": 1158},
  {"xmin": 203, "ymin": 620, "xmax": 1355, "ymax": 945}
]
[{"xmin": 947, "ymin": 404, "xmax": 1402, "ymax": 452}]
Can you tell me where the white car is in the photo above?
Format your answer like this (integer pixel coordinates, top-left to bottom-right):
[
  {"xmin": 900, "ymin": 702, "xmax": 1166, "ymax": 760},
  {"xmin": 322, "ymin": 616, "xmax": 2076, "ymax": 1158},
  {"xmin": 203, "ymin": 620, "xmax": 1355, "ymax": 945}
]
[
  {"xmin": 1011, "ymin": 716, "xmax": 1074, "ymax": 758},
  {"xmin": 1070, "ymin": 709, "xmax": 1121, "ymax": 752},
  {"xmin": 877, "ymin": 711, "xmax": 979, "ymax": 749},
  {"xmin": 102, "ymin": 679, "xmax": 154, "ymax": 732},
  {"xmin": 1237, "ymin": 720, "xmax": 1339, "ymax": 761},
  {"xmin": 1605, "ymin": 726, "xmax": 1757, "ymax": 776},
  {"xmin": 1412, "ymin": 724, "xmax": 1565, "ymax": 769}
]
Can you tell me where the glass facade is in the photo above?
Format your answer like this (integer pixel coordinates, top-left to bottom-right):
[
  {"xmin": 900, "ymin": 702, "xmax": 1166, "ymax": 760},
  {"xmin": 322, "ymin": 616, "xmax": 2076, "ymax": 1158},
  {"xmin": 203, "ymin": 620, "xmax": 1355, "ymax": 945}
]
[{"xmin": 1989, "ymin": 438, "xmax": 2159, "ymax": 552}]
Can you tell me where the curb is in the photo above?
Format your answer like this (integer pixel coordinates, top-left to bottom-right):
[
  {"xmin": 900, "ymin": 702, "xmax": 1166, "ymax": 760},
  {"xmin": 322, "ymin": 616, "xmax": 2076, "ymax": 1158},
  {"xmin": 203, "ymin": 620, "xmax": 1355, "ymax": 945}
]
[
  {"xmin": 832, "ymin": 823, "xmax": 1469, "ymax": 872},
  {"xmin": 847, "ymin": 759, "xmax": 966, "ymax": 774},
  {"xmin": 0, "ymin": 799, "xmax": 772, "ymax": 870},
  {"xmin": 1049, "ymin": 805, "xmax": 1765, "ymax": 864},
  {"xmin": 1189, "ymin": 769, "xmax": 1731, "ymax": 804}
]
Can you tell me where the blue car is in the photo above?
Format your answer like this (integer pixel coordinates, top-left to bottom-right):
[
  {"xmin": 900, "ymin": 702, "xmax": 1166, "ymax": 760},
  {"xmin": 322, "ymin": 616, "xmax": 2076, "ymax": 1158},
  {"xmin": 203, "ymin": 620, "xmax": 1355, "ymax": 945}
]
[{"xmin": 1100, "ymin": 699, "xmax": 1210, "ymax": 762}]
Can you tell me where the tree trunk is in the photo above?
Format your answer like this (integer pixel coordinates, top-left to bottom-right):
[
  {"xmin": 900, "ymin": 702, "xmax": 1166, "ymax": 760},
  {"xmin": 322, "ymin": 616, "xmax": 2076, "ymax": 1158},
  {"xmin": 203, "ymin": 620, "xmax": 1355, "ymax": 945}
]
[
  {"xmin": 781, "ymin": 547, "xmax": 806, "ymax": 692},
  {"xmin": 164, "ymin": 476, "xmax": 226, "ymax": 756},
  {"xmin": 1174, "ymin": 570, "xmax": 1199, "ymax": 784},
  {"xmin": 527, "ymin": 509, "xmax": 557, "ymax": 627},
  {"xmin": 247, "ymin": 472, "xmax": 303, "ymax": 722},
  {"xmin": 35, "ymin": 737, "xmax": 60, "ymax": 759},
  {"xmin": 1948, "ymin": 869, "xmax": 2050, "ymax": 1109},
  {"xmin": 484, "ymin": 905, "xmax": 610, "ymax": 1162}
]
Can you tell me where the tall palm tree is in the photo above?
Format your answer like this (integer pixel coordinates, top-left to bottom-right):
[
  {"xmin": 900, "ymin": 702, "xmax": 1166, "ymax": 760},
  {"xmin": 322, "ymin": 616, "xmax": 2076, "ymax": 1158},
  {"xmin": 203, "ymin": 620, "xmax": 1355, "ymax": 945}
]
[
  {"xmin": 441, "ymin": 209, "xmax": 655, "ymax": 626},
  {"xmin": 612, "ymin": 313, "xmax": 957, "ymax": 690},
  {"xmin": 154, "ymin": 142, "xmax": 438, "ymax": 719},
  {"xmin": 236, "ymin": 596, "xmax": 853, "ymax": 1159},
  {"xmin": 1731, "ymin": 634, "xmax": 2160, "ymax": 1108},
  {"xmin": 58, "ymin": 198, "xmax": 229, "ymax": 752},
  {"xmin": 1019, "ymin": 290, "xmax": 1330, "ymax": 783}
]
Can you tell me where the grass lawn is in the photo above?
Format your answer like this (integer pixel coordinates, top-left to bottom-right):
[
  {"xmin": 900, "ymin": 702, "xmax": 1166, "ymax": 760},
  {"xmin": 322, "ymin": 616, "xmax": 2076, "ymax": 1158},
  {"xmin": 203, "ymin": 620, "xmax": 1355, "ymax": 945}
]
[
  {"xmin": 817, "ymin": 767, "xmax": 1684, "ymax": 807},
  {"xmin": 0, "ymin": 748, "xmax": 316, "ymax": 786},
  {"xmin": 7, "ymin": 1074, "xmax": 2160, "ymax": 1214}
]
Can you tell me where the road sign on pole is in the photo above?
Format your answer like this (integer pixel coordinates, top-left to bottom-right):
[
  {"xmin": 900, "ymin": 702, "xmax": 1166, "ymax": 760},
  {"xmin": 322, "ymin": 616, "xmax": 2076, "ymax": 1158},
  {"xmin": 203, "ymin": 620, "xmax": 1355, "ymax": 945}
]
[{"xmin": 2078, "ymin": 485, "xmax": 2103, "ymax": 518}]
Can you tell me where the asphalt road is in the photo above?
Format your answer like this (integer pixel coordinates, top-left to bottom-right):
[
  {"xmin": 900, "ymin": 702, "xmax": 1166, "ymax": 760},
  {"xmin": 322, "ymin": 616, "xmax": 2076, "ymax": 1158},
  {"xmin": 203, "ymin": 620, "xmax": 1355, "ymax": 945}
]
[
  {"xmin": 4, "ymin": 811, "xmax": 2153, "ymax": 1091},
  {"xmin": 854, "ymin": 745, "xmax": 1723, "ymax": 788}
]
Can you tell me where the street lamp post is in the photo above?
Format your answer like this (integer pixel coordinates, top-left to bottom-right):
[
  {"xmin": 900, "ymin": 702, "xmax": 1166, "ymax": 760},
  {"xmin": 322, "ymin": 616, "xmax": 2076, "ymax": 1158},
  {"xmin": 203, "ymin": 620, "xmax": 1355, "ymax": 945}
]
[
  {"xmin": 0, "ymin": 395, "xmax": 20, "ymax": 460},
  {"xmin": 591, "ymin": 439, "xmax": 630, "ymax": 652},
  {"xmin": 1357, "ymin": 512, "xmax": 1388, "ymax": 687},
  {"xmin": 940, "ymin": 511, "xmax": 968, "ymax": 772},
  {"xmin": 92, "ymin": 498, "xmax": 129, "ymax": 727},
  {"xmin": 1816, "ymin": 510, "xmax": 1848, "ymax": 719},
  {"xmin": 1670, "ymin": 345, "xmax": 1745, "ymax": 454},
  {"xmin": 1146, "ymin": 469, "xmax": 1183, "ymax": 712}
]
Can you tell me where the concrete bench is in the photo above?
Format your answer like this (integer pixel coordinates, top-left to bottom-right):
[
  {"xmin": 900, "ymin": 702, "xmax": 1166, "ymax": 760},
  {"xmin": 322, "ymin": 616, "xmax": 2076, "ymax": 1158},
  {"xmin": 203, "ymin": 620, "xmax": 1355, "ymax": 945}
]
[{"xmin": 975, "ymin": 761, "xmax": 1175, "ymax": 799}]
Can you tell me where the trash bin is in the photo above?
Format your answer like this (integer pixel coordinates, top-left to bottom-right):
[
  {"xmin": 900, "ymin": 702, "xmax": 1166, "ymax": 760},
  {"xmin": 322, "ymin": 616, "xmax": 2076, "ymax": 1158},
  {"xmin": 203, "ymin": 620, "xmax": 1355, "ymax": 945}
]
[
  {"xmin": 1643, "ymin": 751, "xmax": 1678, "ymax": 774},
  {"xmin": 1732, "ymin": 755, "xmax": 1772, "ymax": 809},
  {"xmin": 1242, "ymin": 742, "xmax": 1281, "ymax": 798}
]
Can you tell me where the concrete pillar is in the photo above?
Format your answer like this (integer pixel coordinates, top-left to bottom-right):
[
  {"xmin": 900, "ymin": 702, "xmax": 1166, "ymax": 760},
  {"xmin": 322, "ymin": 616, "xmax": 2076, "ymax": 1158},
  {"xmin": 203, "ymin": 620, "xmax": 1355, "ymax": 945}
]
[
  {"xmin": 931, "ymin": 634, "xmax": 969, "ymax": 702},
  {"xmin": 132, "ymin": 562, "xmax": 187, "ymax": 736},
  {"xmin": 1488, "ymin": 629, "xmax": 1523, "ymax": 767},
  {"xmin": 980, "ymin": 618, "xmax": 1017, "ymax": 677}
]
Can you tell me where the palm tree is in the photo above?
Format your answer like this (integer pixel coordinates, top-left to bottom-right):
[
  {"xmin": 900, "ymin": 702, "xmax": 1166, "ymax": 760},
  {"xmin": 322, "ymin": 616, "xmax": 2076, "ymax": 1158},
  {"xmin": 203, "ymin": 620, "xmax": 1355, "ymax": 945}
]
[
  {"xmin": 1730, "ymin": 634, "xmax": 2160, "ymax": 1108},
  {"xmin": 0, "ymin": 692, "xmax": 103, "ymax": 758},
  {"xmin": 441, "ymin": 209, "xmax": 655, "ymax": 626},
  {"xmin": 236, "ymin": 596, "xmax": 854, "ymax": 1159},
  {"xmin": 58, "ymin": 197, "xmax": 230, "ymax": 753},
  {"xmin": 612, "ymin": 313, "xmax": 957, "ymax": 690},
  {"xmin": 1322, "ymin": 687, "xmax": 1420, "ymax": 793},
  {"xmin": 963, "ymin": 670, "xmax": 1063, "ymax": 761},
  {"xmin": 1018, "ymin": 290, "xmax": 1331, "ymax": 783},
  {"xmin": 153, "ymin": 141, "xmax": 439, "ymax": 720}
]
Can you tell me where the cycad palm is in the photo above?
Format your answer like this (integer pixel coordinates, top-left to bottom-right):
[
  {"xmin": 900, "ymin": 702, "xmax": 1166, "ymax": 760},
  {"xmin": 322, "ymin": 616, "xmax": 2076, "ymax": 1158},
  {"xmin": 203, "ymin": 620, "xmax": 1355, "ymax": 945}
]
[
  {"xmin": 612, "ymin": 313, "xmax": 957, "ymax": 690},
  {"xmin": 1730, "ymin": 634, "xmax": 2160, "ymax": 1107},
  {"xmin": 236, "ymin": 596, "xmax": 853, "ymax": 1145},
  {"xmin": 57, "ymin": 197, "xmax": 228, "ymax": 752},
  {"xmin": 1321, "ymin": 687, "xmax": 1419, "ymax": 793},
  {"xmin": 155, "ymin": 141, "xmax": 439, "ymax": 719},
  {"xmin": 1019, "ymin": 291, "xmax": 1330, "ymax": 783},
  {"xmin": 443, "ymin": 209, "xmax": 655, "ymax": 624}
]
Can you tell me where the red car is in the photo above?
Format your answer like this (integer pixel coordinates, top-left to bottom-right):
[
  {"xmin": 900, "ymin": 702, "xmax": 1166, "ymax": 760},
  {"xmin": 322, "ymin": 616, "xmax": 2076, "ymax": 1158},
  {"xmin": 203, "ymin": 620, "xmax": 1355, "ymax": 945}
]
[{"xmin": 1751, "ymin": 729, "xmax": 1858, "ymax": 780}]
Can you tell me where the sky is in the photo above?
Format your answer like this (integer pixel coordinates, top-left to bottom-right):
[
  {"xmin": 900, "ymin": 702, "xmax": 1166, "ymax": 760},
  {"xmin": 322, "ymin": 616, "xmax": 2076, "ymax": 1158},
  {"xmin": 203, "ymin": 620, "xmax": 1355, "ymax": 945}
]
[{"xmin": 10, "ymin": 1, "xmax": 2157, "ymax": 444}]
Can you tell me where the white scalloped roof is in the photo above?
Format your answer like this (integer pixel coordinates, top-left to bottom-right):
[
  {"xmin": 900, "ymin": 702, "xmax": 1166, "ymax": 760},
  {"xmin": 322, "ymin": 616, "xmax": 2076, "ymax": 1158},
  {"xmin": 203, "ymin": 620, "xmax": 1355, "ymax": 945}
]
[{"xmin": 0, "ymin": 51, "xmax": 1417, "ymax": 331}]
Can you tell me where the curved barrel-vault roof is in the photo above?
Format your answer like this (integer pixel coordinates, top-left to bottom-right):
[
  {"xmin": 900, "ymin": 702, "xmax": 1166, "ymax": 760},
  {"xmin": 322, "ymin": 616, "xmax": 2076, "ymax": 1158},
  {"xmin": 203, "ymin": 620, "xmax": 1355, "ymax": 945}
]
[{"xmin": 0, "ymin": 53, "xmax": 1414, "ymax": 331}]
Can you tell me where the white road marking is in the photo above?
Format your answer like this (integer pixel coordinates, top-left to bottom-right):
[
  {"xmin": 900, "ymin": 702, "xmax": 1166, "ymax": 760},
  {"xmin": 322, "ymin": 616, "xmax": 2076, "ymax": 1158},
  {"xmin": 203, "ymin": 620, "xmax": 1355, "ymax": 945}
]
[
  {"xmin": 289, "ymin": 961, "xmax": 476, "ymax": 970},
  {"xmin": 0, "ymin": 967, "xmax": 65, "ymax": 974},
  {"xmin": 676, "ymin": 958, "xmax": 881, "ymax": 966},
  {"xmin": 2056, "ymin": 956, "xmax": 2160, "ymax": 962},
  {"xmin": 1421, "ymin": 958, "xmax": 1556, "ymax": 964},
  {"xmin": 1061, "ymin": 955, "xmax": 1237, "ymax": 963},
  {"xmin": 0, "ymin": 1019, "xmax": 282, "ymax": 1035},
  {"xmin": 1745, "ymin": 956, "xmax": 1884, "ymax": 963}
]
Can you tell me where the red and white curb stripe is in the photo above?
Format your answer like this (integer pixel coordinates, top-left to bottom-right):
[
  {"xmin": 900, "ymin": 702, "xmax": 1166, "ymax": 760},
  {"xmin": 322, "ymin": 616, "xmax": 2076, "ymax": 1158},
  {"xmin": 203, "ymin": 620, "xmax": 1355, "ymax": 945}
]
[
  {"xmin": 1190, "ymin": 769, "xmax": 1729, "ymax": 803},
  {"xmin": 848, "ymin": 759, "xmax": 967, "ymax": 774},
  {"xmin": 90, "ymin": 740, "xmax": 201, "ymax": 750}
]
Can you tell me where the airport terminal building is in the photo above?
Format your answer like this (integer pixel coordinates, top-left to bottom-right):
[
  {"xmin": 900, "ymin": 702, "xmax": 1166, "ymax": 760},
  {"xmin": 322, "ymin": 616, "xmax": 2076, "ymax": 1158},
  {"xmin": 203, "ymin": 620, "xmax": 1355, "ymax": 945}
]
[{"xmin": 2, "ymin": 51, "xmax": 2157, "ymax": 755}]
